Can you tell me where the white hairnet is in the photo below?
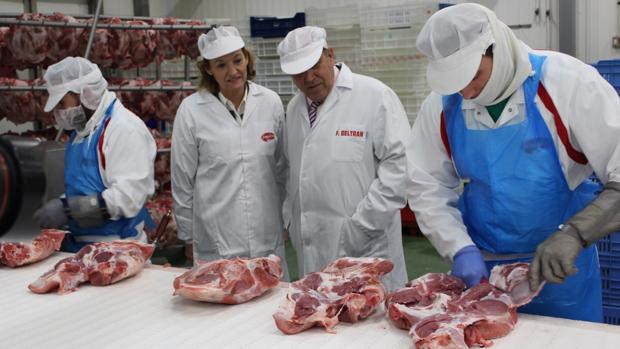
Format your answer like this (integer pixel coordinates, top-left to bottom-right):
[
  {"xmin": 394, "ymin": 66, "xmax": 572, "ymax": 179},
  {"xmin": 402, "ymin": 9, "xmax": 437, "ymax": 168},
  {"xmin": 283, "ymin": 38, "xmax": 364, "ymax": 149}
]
[
  {"xmin": 416, "ymin": 3, "xmax": 531, "ymax": 103},
  {"xmin": 277, "ymin": 26, "xmax": 328, "ymax": 75},
  {"xmin": 43, "ymin": 57, "xmax": 108, "ymax": 112},
  {"xmin": 198, "ymin": 26, "xmax": 245, "ymax": 60}
]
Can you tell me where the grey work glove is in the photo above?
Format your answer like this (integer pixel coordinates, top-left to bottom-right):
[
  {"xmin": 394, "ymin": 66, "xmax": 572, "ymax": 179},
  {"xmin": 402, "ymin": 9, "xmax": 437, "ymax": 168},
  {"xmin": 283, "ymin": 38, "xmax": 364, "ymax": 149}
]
[
  {"xmin": 33, "ymin": 198, "xmax": 68, "ymax": 228},
  {"xmin": 66, "ymin": 193, "xmax": 111, "ymax": 228},
  {"xmin": 529, "ymin": 181, "xmax": 620, "ymax": 291}
]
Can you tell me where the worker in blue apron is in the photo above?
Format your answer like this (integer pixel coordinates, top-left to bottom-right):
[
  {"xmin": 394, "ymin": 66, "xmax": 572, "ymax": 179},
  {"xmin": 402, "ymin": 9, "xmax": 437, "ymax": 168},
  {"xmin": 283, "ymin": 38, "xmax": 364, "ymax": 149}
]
[
  {"xmin": 33, "ymin": 57, "xmax": 156, "ymax": 252},
  {"xmin": 443, "ymin": 53, "xmax": 603, "ymax": 321},
  {"xmin": 407, "ymin": 3, "xmax": 620, "ymax": 323}
]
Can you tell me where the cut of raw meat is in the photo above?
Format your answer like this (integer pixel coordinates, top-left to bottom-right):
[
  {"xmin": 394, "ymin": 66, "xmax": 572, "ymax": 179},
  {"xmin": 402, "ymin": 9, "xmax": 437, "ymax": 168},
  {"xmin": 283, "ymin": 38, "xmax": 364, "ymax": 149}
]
[
  {"xmin": 273, "ymin": 257, "xmax": 393, "ymax": 335},
  {"xmin": 8, "ymin": 13, "xmax": 48, "ymax": 64},
  {"xmin": 0, "ymin": 229, "xmax": 66, "ymax": 267},
  {"xmin": 44, "ymin": 12, "xmax": 84, "ymax": 65},
  {"xmin": 150, "ymin": 17, "xmax": 181, "ymax": 61},
  {"xmin": 0, "ymin": 77, "xmax": 37, "ymax": 124},
  {"xmin": 122, "ymin": 21, "xmax": 158, "ymax": 69},
  {"xmin": 108, "ymin": 78, "xmax": 191, "ymax": 121},
  {"xmin": 176, "ymin": 20, "xmax": 204, "ymax": 59},
  {"xmin": 28, "ymin": 241, "xmax": 154, "ymax": 295},
  {"xmin": 0, "ymin": 78, "xmax": 55, "ymax": 125},
  {"xmin": 386, "ymin": 273, "xmax": 465, "ymax": 330},
  {"xmin": 85, "ymin": 17, "xmax": 131, "ymax": 69},
  {"xmin": 387, "ymin": 263, "xmax": 543, "ymax": 349},
  {"xmin": 173, "ymin": 254, "xmax": 283, "ymax": 304}
]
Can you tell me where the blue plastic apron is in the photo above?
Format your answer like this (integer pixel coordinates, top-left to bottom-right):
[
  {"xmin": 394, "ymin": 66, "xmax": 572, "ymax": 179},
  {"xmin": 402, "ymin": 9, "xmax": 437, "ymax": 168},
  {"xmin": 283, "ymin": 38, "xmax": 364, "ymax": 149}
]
[
  {"xmin": 62, "ymin": 99, "xmax": 153, "ymax": 252},
  {"xmin": 442, "ymin": 53, "xmax": 602, "ymax": 322}
]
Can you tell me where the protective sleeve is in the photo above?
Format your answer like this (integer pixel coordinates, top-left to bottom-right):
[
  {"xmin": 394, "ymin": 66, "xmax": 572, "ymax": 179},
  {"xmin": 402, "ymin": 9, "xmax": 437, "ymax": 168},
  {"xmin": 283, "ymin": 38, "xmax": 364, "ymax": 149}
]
[{"xmin": 405, "ymin": 92, "xmax": 475, "ymax": 260}]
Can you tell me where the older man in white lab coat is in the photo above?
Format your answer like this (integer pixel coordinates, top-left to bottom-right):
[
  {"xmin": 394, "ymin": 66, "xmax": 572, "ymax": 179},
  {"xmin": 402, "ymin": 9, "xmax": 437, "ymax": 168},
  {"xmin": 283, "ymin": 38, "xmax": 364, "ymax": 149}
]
[{"xmin": 278, "ymin": 26, "xmax": 409, "ymax": 290}]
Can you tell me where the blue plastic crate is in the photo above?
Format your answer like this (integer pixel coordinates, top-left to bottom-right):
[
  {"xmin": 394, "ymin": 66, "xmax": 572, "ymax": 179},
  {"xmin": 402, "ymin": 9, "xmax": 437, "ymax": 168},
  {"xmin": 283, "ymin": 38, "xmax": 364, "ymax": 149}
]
[
  {"xmin": 599, "ymin": 256, "xmax": 620, "ymax": 280},
  {"xmin": 603, "ymin": 305, "xmax": 620, "ymax": 325},
  {"xmin": 594, "ymin": 59, "xmax": 620, "ymax": 95},
  {"xmin": 250, "ymin": 13, "xmax": 305, "ymax": 38},
  {"xmin": 596, "ymin": 232, "xmax": 620, "ymax": 253},
  {"xmin": 603, "ymin": 289, "xmax": 620, "ymax": 307},
  {"xmin": 597, "ymin": 234, "xmax": 620, "ymax": 256}
]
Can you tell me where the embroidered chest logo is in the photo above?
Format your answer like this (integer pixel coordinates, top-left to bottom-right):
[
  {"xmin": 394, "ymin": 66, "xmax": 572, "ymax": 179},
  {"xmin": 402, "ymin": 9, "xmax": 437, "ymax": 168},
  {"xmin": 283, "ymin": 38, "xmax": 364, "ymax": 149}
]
[
  {"xmin": 335, "ymin": 129, "xmax": 365, "ymax": 138},
  {"xmin": 261, "ymin": 132, "xmax": 276, "ymax": 142}
]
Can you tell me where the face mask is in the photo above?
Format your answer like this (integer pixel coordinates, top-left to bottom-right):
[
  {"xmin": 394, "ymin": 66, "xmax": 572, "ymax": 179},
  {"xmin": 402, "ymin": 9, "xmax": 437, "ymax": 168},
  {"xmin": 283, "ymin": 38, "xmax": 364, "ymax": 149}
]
[{"xmin": 53, "ymin": 105, "xmax": 87, "ymax": 131}]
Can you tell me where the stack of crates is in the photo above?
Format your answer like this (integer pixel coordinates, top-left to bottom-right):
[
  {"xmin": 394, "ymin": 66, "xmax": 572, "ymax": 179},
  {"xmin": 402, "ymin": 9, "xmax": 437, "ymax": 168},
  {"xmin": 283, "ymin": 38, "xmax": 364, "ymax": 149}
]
[
  {"xmin": 593, "ymin": 58, "xmax": 620, "ymax": 325},
  {"xmin": 359, "ymin": 1, "xmax": 437, "ymax": 124},
  {"xmin": 249, "ymin": 14, "xmax": 306, "ymax": 107},
  {"xmin": 252, "ymin": 37, "xmax": 298, "ymax": 107},
  {"xmin": 306, "ymin": 5, "xmax": 363, "ymax": 73},
  {"xmin": 597, "ymin": 233, "xmax": 620, "ymax": 325}
]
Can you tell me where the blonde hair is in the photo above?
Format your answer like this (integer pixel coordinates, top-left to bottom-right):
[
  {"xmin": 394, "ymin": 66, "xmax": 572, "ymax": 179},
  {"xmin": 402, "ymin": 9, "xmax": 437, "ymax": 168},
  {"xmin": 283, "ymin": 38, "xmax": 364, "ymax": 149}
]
[{"xmin": 196, "ymin": 47, "xmax": 256, "ymax": 94}]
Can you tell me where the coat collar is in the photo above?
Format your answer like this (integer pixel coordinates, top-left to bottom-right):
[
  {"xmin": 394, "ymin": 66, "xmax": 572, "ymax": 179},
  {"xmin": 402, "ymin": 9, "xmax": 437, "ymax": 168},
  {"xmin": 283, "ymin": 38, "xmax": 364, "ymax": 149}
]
[
  {"xmin": 313, "ymin": 63, "xmax": 354, "ymax": 117},
  {"xmin": 194, "ymin": 81, "xmax": 263, "ymax": 126},
  {"xmin": 195, "ymin": 81, "xmax": 263, "ymax": 105}
]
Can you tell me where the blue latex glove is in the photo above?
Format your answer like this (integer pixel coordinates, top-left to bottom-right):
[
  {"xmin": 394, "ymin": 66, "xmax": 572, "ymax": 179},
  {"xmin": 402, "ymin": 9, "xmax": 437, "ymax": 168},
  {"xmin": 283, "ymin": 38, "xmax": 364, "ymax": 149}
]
[{"xmin": 451, "ymin": 245, "xmax": 489, "ymax": 288}]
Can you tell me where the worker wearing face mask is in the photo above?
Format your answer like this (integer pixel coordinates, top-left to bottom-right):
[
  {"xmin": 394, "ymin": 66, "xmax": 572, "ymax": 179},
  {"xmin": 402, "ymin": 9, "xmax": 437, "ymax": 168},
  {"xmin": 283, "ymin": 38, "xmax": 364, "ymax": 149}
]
[
  {"xmin": 406, "ymin": 3, "xmax": 620, "ymax": 322},
  {"xmin": 34, "ymin": 57, "xmax": 157, "ymax": 252}
]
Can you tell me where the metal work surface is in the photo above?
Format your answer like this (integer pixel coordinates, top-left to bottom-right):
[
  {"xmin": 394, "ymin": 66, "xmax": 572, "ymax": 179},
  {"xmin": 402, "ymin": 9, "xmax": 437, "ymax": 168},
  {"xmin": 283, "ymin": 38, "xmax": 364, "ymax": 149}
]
[{"xmin": 0, "ymin": 253, "xmax": 619, "ymax": 349}]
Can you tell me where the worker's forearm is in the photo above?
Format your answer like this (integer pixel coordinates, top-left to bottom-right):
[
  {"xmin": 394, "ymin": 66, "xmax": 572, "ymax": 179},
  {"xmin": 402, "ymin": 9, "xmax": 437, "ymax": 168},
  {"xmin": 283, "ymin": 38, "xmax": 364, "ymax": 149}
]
[{"xmin": 564, "ymin": 181, "xmax": 620, "ymax": 246}]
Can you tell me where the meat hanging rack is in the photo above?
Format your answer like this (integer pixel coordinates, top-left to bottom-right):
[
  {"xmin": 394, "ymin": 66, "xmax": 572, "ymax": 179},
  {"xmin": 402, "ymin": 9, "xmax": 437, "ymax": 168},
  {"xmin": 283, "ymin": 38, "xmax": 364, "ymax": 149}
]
[
  {"xmin": 0, "ymin": 17, "xmax": 212, "ymax": 31},
  {"xmin": 0, "ymin": 0, "xmax": 209, "ymax": 140},
  {"xmin": 0, "ymin": 85, "xmax": 197, "ymax": 92}
]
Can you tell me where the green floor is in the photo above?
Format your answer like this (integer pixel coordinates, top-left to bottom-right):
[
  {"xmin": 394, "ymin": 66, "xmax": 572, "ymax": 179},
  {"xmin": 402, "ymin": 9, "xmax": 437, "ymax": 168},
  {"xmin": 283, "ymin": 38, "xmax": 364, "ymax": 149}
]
[{"xmin": 285, "ymin": 232, "xmax": 450, "ymax": 281}]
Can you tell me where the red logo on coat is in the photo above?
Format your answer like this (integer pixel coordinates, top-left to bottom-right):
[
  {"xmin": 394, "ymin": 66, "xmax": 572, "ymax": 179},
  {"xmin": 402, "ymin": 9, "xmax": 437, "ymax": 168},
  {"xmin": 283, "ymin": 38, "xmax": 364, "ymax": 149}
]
[
  {"xmin": 335, "ymin": 130, "xmax": 365, "ymax": 138},
  {"xmin": 261, "ymin": 132, "xmax": 276, "ymax": 142}
]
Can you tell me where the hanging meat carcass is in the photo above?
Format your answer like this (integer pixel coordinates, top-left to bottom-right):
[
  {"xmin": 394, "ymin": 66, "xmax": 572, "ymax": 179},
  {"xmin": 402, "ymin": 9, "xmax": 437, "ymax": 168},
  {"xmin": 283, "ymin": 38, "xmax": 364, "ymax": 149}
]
[
  {"xmin": 8, "ymin": 13, "xmax": 48, "ymax": 65},
  {"xmin": 44, "ymin": 12, "xmax": 85, "ymax": 66}
]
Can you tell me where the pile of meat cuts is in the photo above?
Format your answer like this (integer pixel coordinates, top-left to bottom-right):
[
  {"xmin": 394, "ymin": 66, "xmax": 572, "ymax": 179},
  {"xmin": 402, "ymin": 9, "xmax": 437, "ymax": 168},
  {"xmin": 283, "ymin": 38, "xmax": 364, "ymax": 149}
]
[
  {"xmin": 0, "ymin": 229, "xmax": 66, "ymax": 267},
  {"xmin": 173, "ymin": 254, "xmax": 283, "ymax": 304},
  {"xmin": 0, "ymin": 12, "xmax": 206, "ymax": 69},
  {"xmin": 273, "ymin": 257, "xmax": 393, "ymax": 334},
  {"xmin": 28, "ymin": 240, "xmax": 154, "ymax": 295},
  {"xmin": 386, "ymin": 263, "xmax": 543, "ymax": 348}
]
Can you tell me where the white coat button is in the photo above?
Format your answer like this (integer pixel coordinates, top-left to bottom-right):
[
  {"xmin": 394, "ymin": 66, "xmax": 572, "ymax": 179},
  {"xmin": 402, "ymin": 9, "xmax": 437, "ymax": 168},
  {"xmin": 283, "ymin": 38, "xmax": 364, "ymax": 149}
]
[{"xmin": 508, "ymin": 107, "xmax": 513, "ymax": 113}]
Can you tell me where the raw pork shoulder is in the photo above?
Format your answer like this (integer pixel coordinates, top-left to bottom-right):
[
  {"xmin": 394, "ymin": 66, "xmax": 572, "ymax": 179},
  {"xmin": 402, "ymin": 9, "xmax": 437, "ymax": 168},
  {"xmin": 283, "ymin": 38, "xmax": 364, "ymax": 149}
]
[
  {"xmin": 386, "ymin": 263, "xmax": 543, "ymax": 349},
  {"xmin": 0, "ymin": 229, "xmax": 66, "ymax": 267},
  {"xmin": 273, "ymin": 257, "xmax": 393, "ymax": 335},
  {"xmin": 28, "ymin": 241, "xmax": 154, "ymax": 295},
  {"xmin": 173, "ymin": 254, "xmax": 283, "ymax": 304}
]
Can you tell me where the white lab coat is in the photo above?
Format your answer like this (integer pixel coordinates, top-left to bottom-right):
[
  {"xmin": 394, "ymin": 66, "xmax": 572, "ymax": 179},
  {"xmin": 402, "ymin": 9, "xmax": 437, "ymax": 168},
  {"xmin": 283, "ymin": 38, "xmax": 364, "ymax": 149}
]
[
  {"xmin": 68, "ymin": 90, "xmax": 156, "ymax": 242},
  {"xmin": 284, "ymin": 63, "xmax": 409, "ymax": 291},
  {"xmin": 406, "ymin": 49, "xmax": 620, "ymax": 260},
  {"xmin": 172, "ymin": 82, "xmax": 289, "ymax": 279}
]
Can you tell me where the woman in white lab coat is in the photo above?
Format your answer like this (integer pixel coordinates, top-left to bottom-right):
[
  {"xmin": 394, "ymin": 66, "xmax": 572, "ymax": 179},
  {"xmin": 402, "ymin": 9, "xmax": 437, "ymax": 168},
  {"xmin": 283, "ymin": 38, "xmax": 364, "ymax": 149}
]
[{"xmin": 171, "ymin": 27, "xmax": 289, "ymax": 279}]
